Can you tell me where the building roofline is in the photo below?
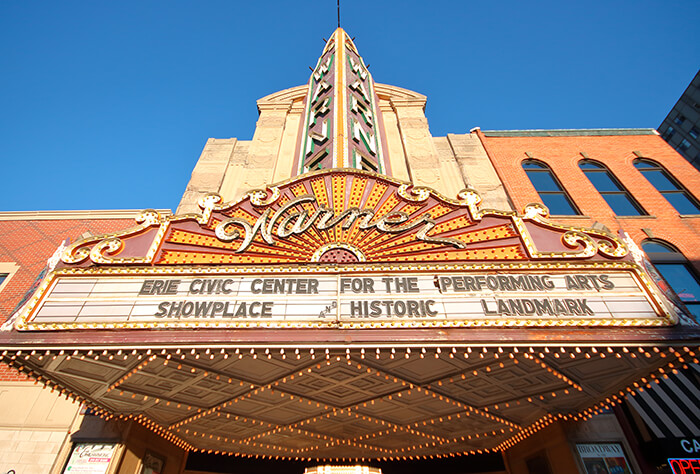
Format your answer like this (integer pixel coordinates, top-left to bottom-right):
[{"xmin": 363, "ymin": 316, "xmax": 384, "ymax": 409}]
[
  {"xmin": 0, "ymin": 209, "xmax": 172, "ymax": 221},
  {"xmin": 481, "ymin": 128, "xmax": 659, "ymax": 137}
]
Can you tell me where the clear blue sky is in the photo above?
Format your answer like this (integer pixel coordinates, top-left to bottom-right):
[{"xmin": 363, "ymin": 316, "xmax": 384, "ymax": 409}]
[{"xmin": 1, "ymin": 1, "xmax": 698, "ymax": 212}]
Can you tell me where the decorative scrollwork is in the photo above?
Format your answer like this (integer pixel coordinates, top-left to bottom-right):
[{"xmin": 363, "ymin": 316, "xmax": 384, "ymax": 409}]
[
  {"xmin": 517, "ymin": 202, "xmax": 628, "ymax": 259},
  {"xmin": 57, "ymin": 169, "xmax": 633, "ymax": 267},
  {"xmin": 522, "ymin": 202, "xmax": 549, "ymax": 220},
  {"xmin": 62, "ymin": 238, "xmax": 99, "ymax": 264},
  {"xmin": 561, "ymin": 231, "xmax": 598, "ymax": 257},
  {"xmin": 398, "ymin": 184, "xmax": 431, "ymax": 202},
  {"xmin": 61, "ymin": 210, "xmax": 167, "ymax": 265},
  {"xmin": 247, "ymin": 187, "xmax": 281, "ymax": 207},
  {"xmin": 135, "ymin": 209, "xmax": 162, "ymax": 225},
  {"xmin": 90, "ymin": 238, "xmax": 124, "ymax": 264},
  {"xmin": 456, "ymin": 188, "xmax": 482, "ymax": 207},
  {"xmin": 197, "ymin": 194, "xmax": 224, "ymax": 224},
  {"xmin": 456, "ymin": 188, "xmax": 484, "ymax": 220},
  {"xmin": 596, "ymin": 237, "xmax": 629, "ymax": 258}
]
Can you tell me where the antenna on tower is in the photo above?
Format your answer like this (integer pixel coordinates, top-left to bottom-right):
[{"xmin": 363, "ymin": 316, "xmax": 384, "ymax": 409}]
[{"xmin": 337, "ymin": 0, "xmax": 341, "ymax": 28}]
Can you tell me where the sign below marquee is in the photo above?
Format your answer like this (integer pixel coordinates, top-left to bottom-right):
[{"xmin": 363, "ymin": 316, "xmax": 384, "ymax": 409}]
[{"xmin": 16, "ymin": 264, "xmax": 671, "ymax": 330}]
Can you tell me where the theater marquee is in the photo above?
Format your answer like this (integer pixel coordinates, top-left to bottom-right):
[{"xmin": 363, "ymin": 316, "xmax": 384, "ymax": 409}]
[
  {"xmin": 16, "ymin": 263, "xmax": 671, "ymax": 330},
  {"xmin": 11, "ymin": 169, "xmax": 678, "ymax": 330}
]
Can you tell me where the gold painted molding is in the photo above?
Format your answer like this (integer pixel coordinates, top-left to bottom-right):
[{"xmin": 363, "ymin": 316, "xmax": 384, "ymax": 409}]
[{"xmin": 14, "ymin": 262, "xmax": 676, "ymax": 331}]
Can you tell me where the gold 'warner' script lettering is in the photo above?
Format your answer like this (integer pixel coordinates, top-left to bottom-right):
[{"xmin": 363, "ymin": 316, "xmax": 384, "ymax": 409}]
[{"xmin": 215, "ymin": 194, "xmax": 466, "ymax": 253}]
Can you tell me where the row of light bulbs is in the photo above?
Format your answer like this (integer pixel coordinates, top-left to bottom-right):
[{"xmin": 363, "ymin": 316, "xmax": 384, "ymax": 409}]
[{"xmin": 1, "ymin": 345, "xmax": 696, "ymax": 460}]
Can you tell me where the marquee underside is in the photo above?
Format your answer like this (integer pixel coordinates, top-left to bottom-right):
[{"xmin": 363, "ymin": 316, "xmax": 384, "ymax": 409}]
[{"xmin": 1, "ymin": 339, "xmax": 693, "ymax": 461}]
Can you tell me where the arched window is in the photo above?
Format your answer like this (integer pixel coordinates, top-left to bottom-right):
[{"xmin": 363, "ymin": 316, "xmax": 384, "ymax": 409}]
[
  {"xmin": 642, "ymin": 240, "xmax": 700, "ymax": 319},
  {"xmin": 579, "ymin": 160, "xmax": 645, "ymax": 215},
  {"xmin": 634, "ymin": 159, "xmax": 700, "ymax": 215},
  {"xmin": 522, "ymin": 160, "xmax": 579, "ymax": 215}
]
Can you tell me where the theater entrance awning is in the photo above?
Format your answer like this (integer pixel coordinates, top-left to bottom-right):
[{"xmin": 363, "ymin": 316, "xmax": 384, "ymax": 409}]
[{"xmin": 1, "ymin": 328, "xmax": 698, "ymax": 461}]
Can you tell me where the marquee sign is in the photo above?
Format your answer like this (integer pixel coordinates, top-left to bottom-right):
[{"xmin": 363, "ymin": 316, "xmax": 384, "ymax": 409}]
[
  {"xmin": 11, "ymin": 166, "xmax": 675, "ymax": 330},
  {"xmin": 16, "ymin": 264, "xmax": 672, "ymax": 330}
]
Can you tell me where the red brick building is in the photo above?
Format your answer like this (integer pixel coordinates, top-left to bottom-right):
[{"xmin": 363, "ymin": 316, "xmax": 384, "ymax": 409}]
[{"xmin": 480, "ymin": 129, "xmax": 700, "ymax": 320}]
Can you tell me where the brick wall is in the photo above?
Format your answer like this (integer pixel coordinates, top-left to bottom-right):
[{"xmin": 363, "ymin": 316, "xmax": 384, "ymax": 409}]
[
  {"xmin": 0, "ymin": 218, "xmax": 134, "ymax": 381},
  {"xmin": 478, "ymin": 132, "xmax": 700, "ymax": 273}
]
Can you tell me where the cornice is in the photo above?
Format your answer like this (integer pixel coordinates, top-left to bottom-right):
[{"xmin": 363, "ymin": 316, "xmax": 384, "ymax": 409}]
[
  {"xmin": 256, "ymin": 85, "xmax": 307, "ymax": 109},
  {"xmin": 374, "ymin": 83, "xmax": 426, "ymax": 101},
  {"xmin": 0, "ymin": 209, "xmax": 172, "ymax": 221},
  {"xmin": 255, "ymin": 83, "xmax": 427, "ymax": 109},
  {"xmin": 482, "ymin": 129, "xmax": 659, "ymax": 137}
]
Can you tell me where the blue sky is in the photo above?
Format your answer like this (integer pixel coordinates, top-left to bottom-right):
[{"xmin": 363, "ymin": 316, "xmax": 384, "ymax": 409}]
[{"xmin": 1, "ymin": 1, "xmax": 698, "ymax": 212}]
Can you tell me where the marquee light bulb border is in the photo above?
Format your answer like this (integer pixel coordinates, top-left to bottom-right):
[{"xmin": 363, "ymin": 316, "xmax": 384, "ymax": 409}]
[{"xmin": 12, "ymin": 260, "xmax": 676, "ymax": 331}]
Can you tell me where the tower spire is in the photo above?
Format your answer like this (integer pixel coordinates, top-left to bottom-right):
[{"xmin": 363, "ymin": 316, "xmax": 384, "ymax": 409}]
[{"xmin": 295, "ymin": 28, "xmax": 389, "ymax": 176}]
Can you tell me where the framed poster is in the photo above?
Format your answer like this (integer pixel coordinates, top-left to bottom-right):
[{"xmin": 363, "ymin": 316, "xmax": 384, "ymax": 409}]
[
  {"xmin": 576, "ymin": 443, "xmax": 632, "ymax": 474},
  {"xmin": 62, "ymin": 443, "xmax": 116, "ymax": 474},
  {"xmin": 140, "ymin": 451, "xmax": 165, "ymax": 474}
]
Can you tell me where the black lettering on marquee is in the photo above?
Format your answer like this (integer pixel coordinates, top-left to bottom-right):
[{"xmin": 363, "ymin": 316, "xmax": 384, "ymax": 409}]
[
  {"xmin": 341, "ymin": 277, "xmax": 375, "ymax": 293},
  {"xmin": 139, "ymin": 279, "xmax": 180, "ymax": 295},
  {"xmin": 155, "ymin": 300, "xmax": 276, "ymax": 319},
  {"xmin": 189, "ymin": 279, "xmax": 234, "ymax": 295},
  {"xmin": 348, "ymin": 299, "xmax": 437, "ymax": 318},
  {"xmin": 440, "ymin": 275, "xmax": 556, "ymax": 292},
  {"xmin": 140, "ymin": 280, "xmax": 155, "ymax": 295},
  {"xmin": 380, "ymin": 277, "xmax": 420, "ymax": 293},
  {"xmin": 155, "ymin": 302, "xmax": 168, "ymax": 317},
  {"xmin": 251, "ymin": 278, "xmax": 320, "ymax": 295},
  {"xmin": 566, "ymin": 275, "xmax": 615, "ymax": 291},
  {"xmin": 195, "ymin": 301, "xmax": 213, "ymax": 316},
  {"xmin": 598, "ymin": 274, "xmax": 614, "ymax": 290},
  {"xmin": 480, "ymin": 298, "xmax": 595, "ymax": 317}
]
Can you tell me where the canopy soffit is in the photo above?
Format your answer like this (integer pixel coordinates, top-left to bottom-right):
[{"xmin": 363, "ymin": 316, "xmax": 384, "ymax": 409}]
[{"xmin": 2, "ymin": 342, "xmax": 696, "ymax": 461}]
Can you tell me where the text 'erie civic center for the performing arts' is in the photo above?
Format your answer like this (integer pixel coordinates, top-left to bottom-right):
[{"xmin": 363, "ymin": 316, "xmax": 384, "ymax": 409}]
[{"xmin": 1, "ymin": 29, "xmax": 699, "ymax": 474}]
